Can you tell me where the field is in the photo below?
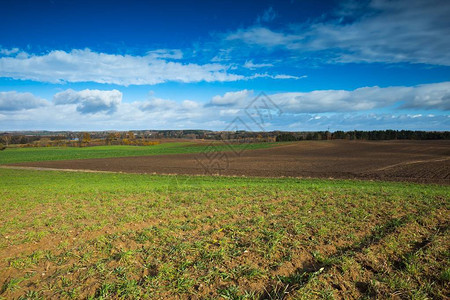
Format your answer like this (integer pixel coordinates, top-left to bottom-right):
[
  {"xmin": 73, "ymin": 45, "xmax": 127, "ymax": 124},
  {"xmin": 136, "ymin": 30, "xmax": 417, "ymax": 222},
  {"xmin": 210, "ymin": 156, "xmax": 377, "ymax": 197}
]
[
  {"xmin": 0, "ymin": 168, "xmax": 448, "ymax": 299},
  {"xmin": 0, "ymin": 140, "xmax": 449, "ymax": 299},
  {"xmin": 5, "ymin": 140, "xmax": 450, "ymax": 184},
  {"xmin": 0, "ymin": 142, "xmax": 277, "ymax": 165}
]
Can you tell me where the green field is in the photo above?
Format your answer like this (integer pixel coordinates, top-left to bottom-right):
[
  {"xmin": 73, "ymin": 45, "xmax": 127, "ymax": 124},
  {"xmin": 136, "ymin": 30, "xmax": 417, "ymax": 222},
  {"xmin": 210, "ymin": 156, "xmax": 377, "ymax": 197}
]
[
  {"xmin": 0, "ymin": 142, "xmax": 277, "ymax": 165},
  {"xmin": 0, "ymin": 168, "xmax": 448, "ymax": 299}
]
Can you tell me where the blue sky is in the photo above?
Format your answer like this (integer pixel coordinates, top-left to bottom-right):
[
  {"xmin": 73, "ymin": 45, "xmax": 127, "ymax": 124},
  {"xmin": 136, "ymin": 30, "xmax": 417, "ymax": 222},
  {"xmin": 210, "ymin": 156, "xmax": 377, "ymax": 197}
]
[{"xmin": 0, "ymin": 0, "xmax": 449, "ymax": 131}]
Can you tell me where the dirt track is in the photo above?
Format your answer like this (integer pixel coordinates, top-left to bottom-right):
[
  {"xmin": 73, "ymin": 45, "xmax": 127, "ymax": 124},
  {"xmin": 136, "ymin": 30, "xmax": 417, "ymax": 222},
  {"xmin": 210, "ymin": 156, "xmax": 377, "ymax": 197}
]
[{"xmin": 9, "ymin": 140, "xmax": 450, "ymax": 184}]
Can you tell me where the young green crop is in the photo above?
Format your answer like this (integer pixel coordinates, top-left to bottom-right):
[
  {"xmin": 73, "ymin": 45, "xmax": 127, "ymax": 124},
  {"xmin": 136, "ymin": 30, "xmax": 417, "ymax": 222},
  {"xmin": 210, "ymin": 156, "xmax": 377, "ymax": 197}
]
[
  {"xmin": 0, "ymin": 168, "xmax": 448, "ymax": 299},
  {"xmin": 0, "ymin": 142, "xmax": 278, "ymax": 164}
]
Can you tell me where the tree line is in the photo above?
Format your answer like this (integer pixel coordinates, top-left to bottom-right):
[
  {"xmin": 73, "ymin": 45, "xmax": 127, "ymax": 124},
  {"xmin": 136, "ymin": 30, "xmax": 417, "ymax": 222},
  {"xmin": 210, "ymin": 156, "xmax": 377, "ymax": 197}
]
[
  {"xmin": 276, "ymin": 130, "xmax": 450, "ymax": 142},
  {"xmin": 0, "ymin": 131, "xmax": 160, "ymax": 149},
  {"xmin": 1, "ymin": 129, "xmax": 449, "ymax": 149}
]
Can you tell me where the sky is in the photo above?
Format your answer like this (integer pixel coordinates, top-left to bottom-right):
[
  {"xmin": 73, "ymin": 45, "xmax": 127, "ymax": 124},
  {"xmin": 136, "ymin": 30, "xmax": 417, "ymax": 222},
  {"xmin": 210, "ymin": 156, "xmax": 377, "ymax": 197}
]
[{"xmin": 0, "ymin": 0, "xmax": 449, "ymax": 131}]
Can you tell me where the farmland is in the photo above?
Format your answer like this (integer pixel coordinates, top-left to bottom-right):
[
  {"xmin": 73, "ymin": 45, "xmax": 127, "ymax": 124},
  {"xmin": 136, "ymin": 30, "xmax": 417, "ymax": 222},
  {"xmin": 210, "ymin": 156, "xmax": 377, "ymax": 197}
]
[
  {"xmin": 0, "ymin": 140, "xmax": 449, "ymax": 299},
  {"xmin": 5, "ymin": 140, "xmax": 450, "ymax": 184},
  {"xmin": 0, "ymin": 142, "xmax": 277, "ymax": 165}
]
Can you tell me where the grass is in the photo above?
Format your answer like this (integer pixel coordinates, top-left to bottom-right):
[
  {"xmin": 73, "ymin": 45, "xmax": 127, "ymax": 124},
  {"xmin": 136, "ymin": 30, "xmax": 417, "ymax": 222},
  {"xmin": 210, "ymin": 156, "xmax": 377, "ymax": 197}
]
[
  {"xmin": 0, "ymin": 141, "xmax": 278, "ymax": 164},
  {"xmin": 0, "ymin": 168, "xmax": 448, "ymax": 299}
]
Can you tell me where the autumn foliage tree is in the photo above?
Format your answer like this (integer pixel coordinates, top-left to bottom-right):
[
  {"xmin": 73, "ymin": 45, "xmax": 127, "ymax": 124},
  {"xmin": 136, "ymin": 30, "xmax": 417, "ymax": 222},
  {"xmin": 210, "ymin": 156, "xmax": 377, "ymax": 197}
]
[
  {"xmin": 106, "ymin": 132, "xmax": 120, "ymax": 145},
  {"xmin": 78, "ymin": 132, "xmax": 91, "ymax": 147}
]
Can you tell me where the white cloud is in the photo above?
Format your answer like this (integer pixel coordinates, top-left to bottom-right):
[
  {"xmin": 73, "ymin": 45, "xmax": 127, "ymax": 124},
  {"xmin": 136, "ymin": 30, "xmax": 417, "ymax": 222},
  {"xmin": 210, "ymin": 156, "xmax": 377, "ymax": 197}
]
[
  {"xmin": 2, "ymin": 99, "xmax": 448, "ymax": 131},
  {"xmin": 248, "ymin": 73, "xmax": 306, "ymax": 80},
  {"xmin": 0, "ymin": 48, "xmax": 19, "ymax": 56},
  {"xmin": 210, "ymin": 90, "xmax": 253, "ymax": 106},
  {"xmin": 273, "ymin": 82, "xmax": 450, "ymax": 113},
  {"xmin": 219, "ymin": 108, "xmax": 241, "ymax": 116},
  {"xmin": 53, "ymin": 89, "xmax": 122, "ymax": 114},
  {"xmin": 226, "ymin": 0, "xmax": 450, "ymax": 66},
  {"xmin": 399, "ymin": 82, "xmax": 450, "ymax": 110},
  {"xmin": 139, "ymin": 98, "xmax": 177, "ymax": 111},
  {"xmin": 0, "ymin": 91, "xmax": 48, "ymax": 111},
  {"xmin": 0, "ymin": 48, "xmax": 301, "ymax": 85},
  {"xmin": 243, "ymin": 60, "xmax": 274, "ymax": 69},
  {"xmin": 0, "ymin": 48, "xmax": 245, "ymax": 86},
  {"xmin": 137, "ymin": 97, "xmax": 203, "ymax": 124},
  {"xmin": 210, "ymin": 48, "xmax": 233, "ymax": 62},
  {"xmin": 182, "ymin": 100, "xmax": 201, "ymax": 109},
  {"xmin": 227, "ymin": 27, "xmax": 302, "ymax": 49},
  {"xmin": 145, "ymin": 49, "xmax": 183, "ymax": 59},
  {"xmin": 209, "ymin": 82, "xmax": 450, "ymax": 112},
  {"xmin": 270, "ymin": 87, "xmax": 401, "ymax": 113},
  {"xmin": 1, "ymin": 81, "xmax": 448, "ymax": 131}
]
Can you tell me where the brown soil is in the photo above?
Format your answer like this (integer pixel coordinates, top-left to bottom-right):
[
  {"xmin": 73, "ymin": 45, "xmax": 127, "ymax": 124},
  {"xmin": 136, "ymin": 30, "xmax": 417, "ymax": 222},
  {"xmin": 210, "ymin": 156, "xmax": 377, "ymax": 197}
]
[{"xmin": 9, "ymin": 140, "xmax": 450, "ymax": 184}]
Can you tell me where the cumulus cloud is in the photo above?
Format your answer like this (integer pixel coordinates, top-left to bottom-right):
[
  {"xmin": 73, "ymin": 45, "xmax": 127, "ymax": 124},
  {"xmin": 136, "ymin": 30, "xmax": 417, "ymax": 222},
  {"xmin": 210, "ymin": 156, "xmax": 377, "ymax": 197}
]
[
  {"xmin": 226, "ymin": 0, "xmax": 450, "ymax": 66},
  {"xmin": 182, "ymin": 100, "xmax": 201, "ymax": 109},
  {"xmin": 138, "ymin": 97, "xmax": 203, "ymax": 122},
  {"xmin": 281, "ymin": 82, "xmax": 450, "ymax": 113},
  {"xmin": 1, "ymin": 83, "xmax": 449, "ymax": 131},
  {"xmin": 270, "ymin": 87, "xmax": 405, "ymax": 113},
  {"xmin": 399, "ymin": 82, "xmax": 450, "ymax": 111},
  {"xmin": 209, "ymin": 82, "xmax": 450, "ymax": 112},
  {"xmin": 139, "ymin": 98, "xmax": 177, "ymax": 111},
  {"xmin": 209, "ymin": 90, "xmax": 253, "ymax": 106},
  {"xmin": 53, "ymin": 89, "xmax": 122, "ymax": 114},
  {"xmin": 2, "ymin": 101, "xmax": 448, "ymax": 131},
  {"xmin": 0, "ymin": 48, "xmax": 245, "ymax": 86},
  {"xmin": 1, "ymin": 81, "xmax": 449, "ymax": 131},
  {"xmin": 0, "ymin": 91, "xmax": 48, "ymax": 111}
]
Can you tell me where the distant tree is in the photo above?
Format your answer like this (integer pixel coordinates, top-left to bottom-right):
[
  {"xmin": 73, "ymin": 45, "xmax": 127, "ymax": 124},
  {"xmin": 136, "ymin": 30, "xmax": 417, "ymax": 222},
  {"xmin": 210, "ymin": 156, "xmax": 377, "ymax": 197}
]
[
  {"xmin": 106, "ymin": 133, "xmax": 114, "ymax": 145},
  {"xmin": 127, "ymin": 131, "xmax": 135, "ymax": 140},
  {"xmin": 78, "ymin": 132, "xmax": 91, "ymax": 147},
  {"xmin": 276, "ymin": 133, "xmax": 297, "ymax": 142},
  {"xmin": 1, "ymin": 135, "xmax": 11, "ymax": 146},
  {"xmin": 0, "ymin": 143, "xmax": 5, "ymax": 150},
  {"xmin": 332, "ymin": 131, "xmax": 346, "ymax": 139},
  {"xmin": 83, "ymin": 132, "xmax": 91, "ymax": 143}
]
